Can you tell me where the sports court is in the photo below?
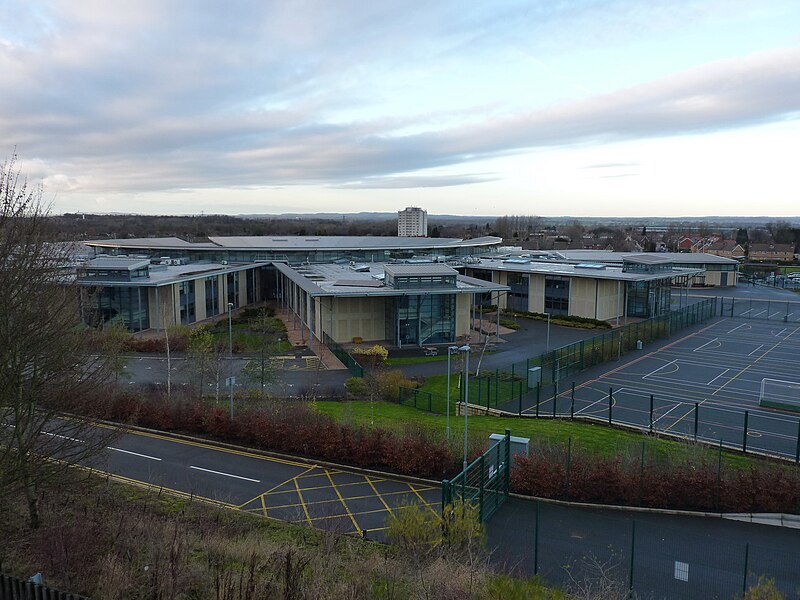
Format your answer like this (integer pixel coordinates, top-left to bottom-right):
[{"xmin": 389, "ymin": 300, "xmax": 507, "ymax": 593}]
[{"xmin": 530, "ymin": 318, "xmax": 800, "ymax": 458}]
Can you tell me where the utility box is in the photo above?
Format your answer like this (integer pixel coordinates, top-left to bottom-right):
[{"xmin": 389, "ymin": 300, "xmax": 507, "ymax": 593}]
[
  {"xmin": 489, "ymin": 433, "xmax": 530, "ymax": 459},
  {"xmin": 527, "ymin": 366, "xmax": 542, "ymax": 389}
]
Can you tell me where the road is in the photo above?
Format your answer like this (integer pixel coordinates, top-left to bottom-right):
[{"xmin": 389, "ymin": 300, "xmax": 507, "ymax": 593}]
[{"xmin": 67, "ymin": 423, "xmax": 800, "ymax": 600}]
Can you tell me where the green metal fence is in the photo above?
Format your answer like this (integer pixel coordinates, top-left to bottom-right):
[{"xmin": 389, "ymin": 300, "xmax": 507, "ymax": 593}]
[
  {"xmin": 475, "ymin": 297, "xmax": 718, "ymax": 408},
  {"xmin": 442, "ymin": 430, "xmax": 511, "ymax": 522},
  {"xmin": 322, "ymin": 332, "xmax": 364, "ymax": 377}
]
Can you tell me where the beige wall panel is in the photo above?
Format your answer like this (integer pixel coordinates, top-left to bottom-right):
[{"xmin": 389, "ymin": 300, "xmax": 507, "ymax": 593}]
[
  {"xmin": 568, "ymin": 277, "xmax": 597, "ymax": 319},
  {"xmin": 238, "ymin": 271, "xmax": 248, "ymax": 306},
  {"xmin": 595, "ymin": 280, "xmax": 623, "ymax": 321},
  {"xmin": 194, "ymin": 279, "xmax": 207, "ymax": 322},
  {"xmin": 455, "ymin": 293, "xmax": 472, "ymax": 337},
  {"xmin": 331, "ymin": 296, "xmax": 386, "ymax": 343},
  {"xmin": 529, "ymin": 274, "xmax": 545, "ymax": 313},
  {"xmin": 148, "ymin": 286, "xmax": 177, "ymax": 330}
]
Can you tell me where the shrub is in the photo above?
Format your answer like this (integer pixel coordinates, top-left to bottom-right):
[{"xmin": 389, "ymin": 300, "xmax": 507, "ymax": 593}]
[{"xmin": 344, "ymin": 377, "xmax": 369, "ymax": 399}]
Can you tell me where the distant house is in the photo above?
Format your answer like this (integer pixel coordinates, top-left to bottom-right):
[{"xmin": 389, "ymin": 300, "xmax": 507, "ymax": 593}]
[
  {"xmin": 748, "ymin": 243, "xmax": 795, "ymax": 262},
  {"xmin": 705, "ymin": 240, "xmax": 746, "ymax": 260}
]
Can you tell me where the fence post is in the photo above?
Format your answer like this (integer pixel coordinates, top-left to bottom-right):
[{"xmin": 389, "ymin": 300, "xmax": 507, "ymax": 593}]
[
  {"xmin": 479, "ymin": 454, "xmax": 485, "ymax": 521},
  {"xmin": 441, "ymin": 479, "xmax": 450, "ymax": 514},
  {"xmin": 428, "ymin": 392, "xmax": 432, "ymax": 412},
  {"xmin": 796, "ymin": 420, "xmax": 800, "ymax": 464},
  {"xmin": 534, "ymin": 500, "xmax": 540, "ymax": 575},
  {"xmin": 518, "ymin": 383, "xmax": 522, "ymax": 417},
  {"xmin": 639, "ymin": 441, "xmax": 645, "ymax": 506},
  {"xmin": 743, "ymin": 410, "xmax": 749, "ymax": 453},
  {"xmin": 552, "ymin": 380, "xmax": 558, "ymax": 418},
  {"xmin": 570, "ymin": 382, "xmax": 575, "ymax": 419},
  {"xmin": 716, "ymin": 439, "xmax": 722, "ymax": 510},
  {"xmin": 413, "ymin": 389, "xmax": 418, "ymax": 409},
  {"xmin": 608, "ymin": 386, "xmax": 613, "ymax": 424},
  {"xmin": 694, "ymin": 402, "xmax": 699, "ymax": 441},
  {"xmin": 742, "ymin": 543, "xmax": 750, "ymax": 595},
  {"xmin": 504, "ymin": 429, "xmax": 511, "ymax": 497},
  {"xmin": 536, "ymin": 383, "xmax": 540, "ymax": 417},
  {"xmin": 649, "ymin": 395, "xmax": 654, "ymax": 432},
  {"xmin": 731, "ymin": 297, "xmax": 735, "ymax": 317},
  {"xmin": 629, "ymin": 520, "xmax": 636, "ymax": 595}
]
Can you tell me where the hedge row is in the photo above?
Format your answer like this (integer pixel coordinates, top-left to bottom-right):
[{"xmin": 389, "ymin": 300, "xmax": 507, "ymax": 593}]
[
  {"xmin": 98, "ymin": 390, "xmax": 459, "ymax": 479},
  {"xmin": 511, "ymin": 442, "xmax": 800, "ymax": 514}
]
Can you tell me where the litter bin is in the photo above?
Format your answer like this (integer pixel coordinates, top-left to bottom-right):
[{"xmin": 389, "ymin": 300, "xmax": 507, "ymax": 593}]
[{"xmin": 636, "ymin": 340, "xmax": 643, "ymax": 350}]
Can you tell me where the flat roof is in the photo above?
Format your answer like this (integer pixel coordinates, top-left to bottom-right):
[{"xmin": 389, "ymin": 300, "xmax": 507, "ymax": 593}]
[
  {"xmin": 275, "ymin": 262, "xmax": 508, "ymax": 297},
  {"xmin": 76, "ymin": 261, "xmax": 255, "ymax": 287},
  {"xmin": 471, "ymin": 258, "xmax": 703, "ymax": 281},
  {"xmin": 86, "ymin": 235, "xmax": 503, "ymax": 252},
  {"xmin": 559, "ymin": 250, "xmax": 738, "ymax": 265},
  {"xmin": 84, "ymin": 257, "xmax": 150, "ymax": 270},
  {"xmin": 384, "ymin": 263, "xmax": 459, "ymax": 276}
]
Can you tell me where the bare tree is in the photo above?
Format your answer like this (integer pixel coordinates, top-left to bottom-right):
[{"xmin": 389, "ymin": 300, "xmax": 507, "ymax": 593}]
[{"xmin": 0, "ymin": 154, "xmax": 118, "ymax": 528}]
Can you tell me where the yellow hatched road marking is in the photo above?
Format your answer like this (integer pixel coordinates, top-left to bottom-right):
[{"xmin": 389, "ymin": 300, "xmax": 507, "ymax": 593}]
[
  {"xmin": 325, "ymin": 470, "xmax": 361, "ymax": 533},
  {"xmin": 408, "ymin": 484, "xmax": 439, "ymax": 516},
  {"xmin": 293, "ymin": 477, "xmax": 313, "ymax": 526},
  {"xmin": 364, "ymin": 476, "xmax": 391, "ymax": 516},
  {"xmin": 237, "ymin": 464, "xmax": 318, "ymax": 508},
  {"xmin": 260, "ymin": 494, "xmax": 267, "ymax": 517},
  {"xmin": 253, "ymin": 485, "xmax": 432, "ymax": 511}
]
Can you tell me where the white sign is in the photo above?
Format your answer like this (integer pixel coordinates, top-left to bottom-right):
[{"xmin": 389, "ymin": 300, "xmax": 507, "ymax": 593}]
[
  {"xmin": 225, "ymin": 377, "xmax": 236, "ymax": 387},
  {"xmin": 674, "ymin": 561, "xmax": 689, "ymax": 582}
]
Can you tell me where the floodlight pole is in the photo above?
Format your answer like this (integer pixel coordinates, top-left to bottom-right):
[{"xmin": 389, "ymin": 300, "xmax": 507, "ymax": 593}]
[
  {"xmin": 228, "ymin": 302, "xmax": 234, "ymax": 419},
  {"xmin": 446, "ymin": 345, "xmax": 458, "ymax": 439},
  {"xmin": 460, "ymin": 344, "xmax": 471, "ymax": 471}
]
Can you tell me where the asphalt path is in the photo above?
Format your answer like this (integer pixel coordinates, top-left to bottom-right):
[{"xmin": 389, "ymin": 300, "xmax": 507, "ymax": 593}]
[
  {"xmin": 78, "ymin": 424, "xmax": 440, "ymax": 539},
  {"xmin": 58, "ymin": 423, "xmax": 800, "ymax": 599}
]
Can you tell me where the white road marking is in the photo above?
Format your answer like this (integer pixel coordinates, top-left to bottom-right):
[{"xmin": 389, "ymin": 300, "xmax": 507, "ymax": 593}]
[
  {"xmin": 751, "ymin": 310, "xmax": 767, "ymax": 318},
  {"xmin": 776, "ymin": 328, "xmax": 787, "ymax": 337},
  {"xmin": 643, "ymin": 360, "xmax": 677, "ymax": 379},
  {"xmin": 769, "ymin": 312, "xmax": 783, "ymax": 319},
  {"xmin": 42, "ymin": 431, "xmax": 84, "ymax": 443},
  {"xmin": 108, "ymin": 447, "xmax": 162, "ymax": 461},
  {"xmin": 652, "ymin": 402, "xmax": 684, "ymax": 425},
  {"xmin": 706, "ymin": 369, "xmax": 730, "ymax": 386},
  {"xmin": 727, "ymin": 323, "xmax": 747, "ymax": 334},
  {"xmin": 748, "ymin": 345, "xmax": 764, "ymax": 356},
  {"xmin": 189, "ymin": 465, "xmax": 260, "ymax": 483},
  {"xmin": 693, "ymin": 338, "xmax": 719, "ymax": 352}
]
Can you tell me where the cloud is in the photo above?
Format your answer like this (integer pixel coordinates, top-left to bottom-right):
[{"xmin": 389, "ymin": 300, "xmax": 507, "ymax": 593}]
[{"xmin": 1, "ymin": 2, "xmax": 798, "ymax": 199}]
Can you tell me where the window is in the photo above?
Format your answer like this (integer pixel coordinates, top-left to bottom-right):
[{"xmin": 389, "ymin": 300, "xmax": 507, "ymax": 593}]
[
  {"xmin": 205, "ymin": 277, "xmax": 219, "ymax": 317},
  {"xmin": 544, "ymin": 276, "xmax": 570, "ymax": 315},
  {"xmin": 179, "ymin": 281, "xmax": 196, "ymax": 324},
  {"xmin": 227, "ymin": 272, "xmax": 239, "ymax": 308}
]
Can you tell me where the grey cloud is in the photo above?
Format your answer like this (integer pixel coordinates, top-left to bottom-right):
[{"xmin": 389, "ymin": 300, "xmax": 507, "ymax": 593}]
[{"xmin": 1, "ymin": 3, "xmax": 798, "ymax": 196}]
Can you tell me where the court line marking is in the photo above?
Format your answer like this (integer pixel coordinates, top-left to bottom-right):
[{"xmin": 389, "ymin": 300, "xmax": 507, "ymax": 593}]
[
  {"xmin": 748, "ymin": 345, "xmax": 764, "ymax": 356},
  {"xmin": 693, "ymin": 338, "xmax": 719, "ymax": 352},
  {"xmin": 642, "ymin": 360, "xmax": 677, "ymax": 379},
  {"xmin": 107, "ymin": 447, "xmax": 162, "ymax": 461},
  {"xmin": 707, "ymin": 369, "xmax": 730, "ymax": 387},
  {"xmin": 574, "ymin": 388, "xmax": 622, "ymax": 416},
  {"xmin": 189, "ymin": 465, "xmax": 261, "ymax": 483},
  {"xmin": 776, "ymin": 328, "xmax": 787, "ymax": 337},
  {"xmin": 652, "ymin": 402, "xmax": 684, "ymax": 425},
  {"xmin": 663, "ymin": 399, "xmax": 706, "ymax": 433},
  {"xmin": 728, "ymin": 323, "xmax": 748, "ymax": 334}
]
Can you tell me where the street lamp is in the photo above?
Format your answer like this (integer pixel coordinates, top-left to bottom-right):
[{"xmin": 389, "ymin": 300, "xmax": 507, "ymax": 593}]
[
  {"xmin": 458, "ymin": 344, "xmax": 471, "ymax": 471},
  {"xmin": 228, "ymin": 302, "xmax": 234, "ymax": 418},
  {"xmin": 446, "ymin": 345, "xmax": 459, "ymax": 439}
]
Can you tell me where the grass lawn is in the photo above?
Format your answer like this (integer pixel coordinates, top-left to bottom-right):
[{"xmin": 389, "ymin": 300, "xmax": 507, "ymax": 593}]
[
  {"xmin": 314, "ymin": 399, "xmax": 754, "ymax": 469},
  {"xmin": 385, "ymin": 354, "xmax": 450, "ymax": 365}
]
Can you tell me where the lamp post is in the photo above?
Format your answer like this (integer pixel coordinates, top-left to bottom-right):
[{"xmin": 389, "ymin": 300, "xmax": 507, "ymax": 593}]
[
  {"xmin": 459, "ymin": 344, "xmax": 471, "ymax": 471},
  {"xmin": 228, "ymin": 302, "xmax": 234, "ymax": 418},
  {"xmin": 446, "ymin": 345, "xmax": 458, "ymax": 439}
]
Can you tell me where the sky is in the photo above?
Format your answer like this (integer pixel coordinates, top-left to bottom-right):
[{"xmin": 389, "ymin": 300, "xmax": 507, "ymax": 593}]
[{"xmin": 1, "ymin": 1, "xmax": 799, "ymax": 218}]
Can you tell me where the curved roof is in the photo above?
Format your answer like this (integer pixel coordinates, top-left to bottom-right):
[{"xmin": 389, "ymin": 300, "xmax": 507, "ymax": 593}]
[{"xmin": 86, "ymin": 235, "xmax": 502, "ymax": 252}]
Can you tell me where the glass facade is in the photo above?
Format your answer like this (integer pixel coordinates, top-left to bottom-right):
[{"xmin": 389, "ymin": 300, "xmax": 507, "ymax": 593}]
[
  {"xmin": 86, "ymin": 287, "xmax": 149, "ymax": 332},
  {"xmin": 246, "ymin": 269, "xmax": 257, "ymax": 304},
  {"xmin": 385, "ymin": 294, "xmax": 455, "ymax": 346},
  {"xmin": 625, "ymin": 278, "xmax": 671, "ymax": 318},
  {"xmin": 507, "ymin": 272, "xmax": 530, "ymax": 312},
  {"xmin": 179, "ymin": 281, "xmax": 196, "ymax": 324},
  {"xmin": 227, "ymin": 272, "xmax": 239, "ymax": 308},
  {"xmin": 544, "ymin": 276, "xmax": 570, "ymax": 315},
  {"xmin": 205, "ymin": 277, "xmax": 220, "ymax": 317}
]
